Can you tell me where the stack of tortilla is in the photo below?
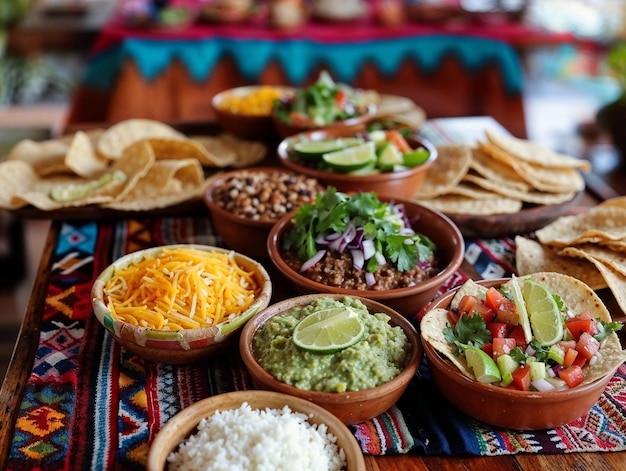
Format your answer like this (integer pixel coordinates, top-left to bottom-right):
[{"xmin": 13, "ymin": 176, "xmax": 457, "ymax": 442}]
[
  {"xmin": 516, "ymin": 196, "xmax": 626, "ymax": 318},
  {"xmin": 0, "ymin": 119, "xmax": 266, "ymax": 211},
  {"xmin": 414, "ymin": 130, "xmax": 591, "ymax": 215}
]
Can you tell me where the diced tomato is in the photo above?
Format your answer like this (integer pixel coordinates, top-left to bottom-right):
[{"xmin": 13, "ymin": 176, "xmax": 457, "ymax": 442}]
[
  {"xmin": 457, "ymin": 295, "xmax": 478, "ymax": 316},
  {"xmin": 572, "ymin": 353, "xmax": 588, "ymax": 368},
  {"xmin": 484, "ymin": 287, "xmax": 507, "ymax": 310},
  {"xmin": 447, "ymin": 309, "xmax": 460, "ymax": 326},
  {"xmin": 385, "ymin": 129, "xmax": 412, "ymax": 153},
  {"xmin": 576, "ymin": 332, "xmax": 601, "ymax": 361},
  {"xmin": 565, "ymin": 318, "xmax": 594, "ymax": 341},
  {"xmin": 334, "ymin": 89, "xmax": 348, "ymax": 108},
  {"xmin": 575, "ymin": 310, "xmax": 595, "ymax": 321},
  {"xmin": 563, "ymin": 348, "xmax": 579, "ymax": 367},
  {"xmin": 481, "ymin": 343, "xmax": 494, "ymax": 357},
  {"xmin": 469, "ymin": 302, "xmax": 496, "ymax": 323},
  {"xmin": 495, "ymin": 304, "xmax": 519, "ymax": 325},
  {"xmin": 558, "ymin": 340, "xmax": 577, "ymax": 352},
  {"xmin": 487, "ymin": 322, "xmax": 510, "ymax": 339},
  {"xmin": 508, "ymin": 325, "xmax": 527, "ymax": 347},
  {"xmin": 558, "ymin": 365, "xmax": 585, "ymax": 388},
  {"xmin": 492, "ymin": 337, "xmax": 517, "ymax": 359},
  {"xmin": 512, "ymin": 364, "xmax": 532, "ymax": 391}
]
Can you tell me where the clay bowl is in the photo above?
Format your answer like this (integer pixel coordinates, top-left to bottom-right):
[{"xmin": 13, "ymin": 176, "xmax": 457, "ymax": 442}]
[
  {"xmin": 203, "ymin": 167, "xmax": 324, "ymax": 259},
  {"xmin": 147, "ymin": 390, "xmax": 365, "ymax": 471},
  {"xmin": 271, "ymin": 98, "xmax": 377, "ymax": 138},
  {"xmin": 239, "ymin": 293, "xmax": 422, "ymax": 425},
  {"xmin": 421, "ymin": 279, "xmax": 620, "ymax": 430},
  {"xmin": 91, "ymin": 244, "xmax": 272, "ymax": 364},
  {"xmin": 211, "ymin": 85, "xmax": 294, "ymax": 139},
  {"xmin": 277, "ymin": 126, "xmax": 437, "ymax": 198},
  {"xmin": 267, "ymin": 197, "xmax": 465, "ymax": 318}
]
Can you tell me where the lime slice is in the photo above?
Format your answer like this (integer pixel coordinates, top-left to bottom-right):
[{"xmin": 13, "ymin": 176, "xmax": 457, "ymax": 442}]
[
  {"xmin": 348, "ymin": 162, "xmax": 380, "ymax": 176},
  {"xmin": 376, "ymin": 141, "xmax": 403, "ymax": 171},
  {"xmin": 509, "ymin": 275, "xmax": 533, "ymax": 344},
  {"xmin": 322, "ymin": 141, "xmax": 377, "ymax": 173},
  {"xmin": 292, "ymin": 307, "xmax": 365, "ymax": 353},
  {"xmin": 465, "ymin": 346, "xmax": 502, "ymax": 383},
  {"xmin": 402, "ymin": 147, "xmax": 430, "ymax": 167},
  {"xmin": 294, "ymin": 138, "xmax": 364, "ymax": 160},
  {"xmin": 523, "ymin": 279, "xmax": 563, "ymax": 346}
]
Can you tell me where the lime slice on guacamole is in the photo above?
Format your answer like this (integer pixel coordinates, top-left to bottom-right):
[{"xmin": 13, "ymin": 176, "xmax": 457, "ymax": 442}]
[{"xmin": 292, "ymin": 307, "xmax": 364, "ymax": 353}]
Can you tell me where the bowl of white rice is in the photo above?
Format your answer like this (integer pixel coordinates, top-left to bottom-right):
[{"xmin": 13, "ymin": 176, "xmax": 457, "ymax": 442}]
[{"xmin": 147, "ymin": 390, "xmax": 365, "ymax": 471}]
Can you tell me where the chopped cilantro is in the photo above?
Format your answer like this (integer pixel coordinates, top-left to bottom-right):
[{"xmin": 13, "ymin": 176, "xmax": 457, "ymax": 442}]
[
  {"xmin": 595, "ymin": 319, "xmax": 623, "ymax": 342},
  {"xmin": 282, "ymin": 187, "xmax": 436, "ymax": 272},
  {"xmin": 443, "ymin": 313, "xmax": 491, "ymax": 355}
]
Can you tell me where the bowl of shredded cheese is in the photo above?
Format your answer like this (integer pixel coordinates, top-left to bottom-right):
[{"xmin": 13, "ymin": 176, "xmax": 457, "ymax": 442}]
[{"xmin": 91, "ymin": 244, "xmax": 272, "ymax": 364}]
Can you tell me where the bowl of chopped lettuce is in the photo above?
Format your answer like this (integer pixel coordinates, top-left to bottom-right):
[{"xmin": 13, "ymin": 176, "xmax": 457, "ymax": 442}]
[
  {"xmin": 420, "ymin": 273, "xmax": 626, "ymax": 430},
  {"xmin": 277, "ymin": 125, "xmax": 437, "ymax": 199},
  {"xmin": 271, "ymin": 71, "xmax": 377, "ymax": 138},
  {"xmin": 267, "ymin": 188, "xmax": 464, "ymax": 317}
]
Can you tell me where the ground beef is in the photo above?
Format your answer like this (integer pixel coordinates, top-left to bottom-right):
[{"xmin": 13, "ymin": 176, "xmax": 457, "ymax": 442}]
[{"xmin": 281, "ymin": 249, "xmax": 438, "ymax": 290}]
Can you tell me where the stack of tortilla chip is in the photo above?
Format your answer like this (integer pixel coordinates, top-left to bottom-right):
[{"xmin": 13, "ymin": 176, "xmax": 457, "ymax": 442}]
[
  {"xmin": 414, "ymin": 130, "xmax": 591, "ymax": 215},
  {"xmin": 516, "ymin": 196, "xmax": 626, "ymax": 318},
  {"xmin": 0, "ymin": 119, "xmax": 267, "ymax": 211},
  {"xmin": 370, "ymin": 94, "xmax": 426, "ymax": 131}
]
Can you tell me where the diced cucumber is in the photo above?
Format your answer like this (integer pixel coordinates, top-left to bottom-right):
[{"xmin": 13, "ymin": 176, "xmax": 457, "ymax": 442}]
[
  {"xmin": 529, "ymin": 361, "xmax": 547, "ymax": 381},
  {"xmin": 377, "ymin": 142, "xmax": 403, "ymax": 171},
  {"xmin": 545, "ymin": 377, "xmax": 567, "ymax": 390},
  {"xmin": 500, "ymin": 371, "xmax": 514, "ymax": 388},
  {"xmin": 548, "ymin": 344, "xmax": 565, "ymax": 365},
  {"xmin": 368, "ymin": 130, "xmax": 387, "ymax": 143},
  {"xmin": 49, "ymin": 169, "xmax": 127, "ymax": 202},
  {"xmin": 496, "ymin": 354, "xmax": 519, "ymax": 377}
]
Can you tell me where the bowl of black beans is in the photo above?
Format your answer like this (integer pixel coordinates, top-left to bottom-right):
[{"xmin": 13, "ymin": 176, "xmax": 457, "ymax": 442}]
[{"xmin": 203, "ymin": 168, "xmax": 324, "ymax": 259}]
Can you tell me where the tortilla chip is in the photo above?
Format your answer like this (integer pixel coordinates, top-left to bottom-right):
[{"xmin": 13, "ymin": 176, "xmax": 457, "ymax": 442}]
[
  {"xmin": 485, "ymin": 130, "xmax": 592, "ymax": 172},
  {"xmin": 96, "ymin": 119, "xmax": 185, "ymax": 159},
  {"xmin": 558, "ymin": 246, "xmax": 626, "ymax": 319},
  {"xmin": 558, "ymin": 243, "xmax": 626, "ymax": 277},
  {"xmin": 598, "ymin": 195, "xmax": 626, "ymax": 210},
  {"xmin": 375, "ymin": 94, "xmax": 417, "ymax": 116},
  {"xmin": 415, "ymin": 194, "xmax": 522, "ymax": 215},
  {"xmin": 470, "ymin": 147, "xmax": 531, "ymax": 192},
  {"xmin": 0, "ymin": 161, "xmax": 42, "ymax": 209},
  {"xmin": 191, "ymin": 135, "xmax": 238, "ymax": 167},
  {"xmin": 104, "ymin": 159, "xmax": 214, "ymax": 211},
  {"xmin": 535, "ymin": 206, "xmax": 626, "ymax": 247},
  {"xmin": 462, "ymin": 174, "xmax": 576, "ymax": 205},
  {"xmin": 65, "ymin": 130, "xmax": 109, "ymax": 178},
  {"xmin": 147, "ymin": 137, "xmax": 222, "ymax": 166},
  {"xmin": 515, "ymin": 236, "xmax": 607, "ymax": 290},
  {"xmin": 219, "ymin": 134, "xmax": 267, "ymax": 168},
  {"xmin": 112, "ymin": 140, "xmax": 157, "ymax": 201},
  {"xmin": 413, "ymin": 144, "xmax": 472, "ymax": 198},
  {"xmin": 7, "ymin": 138, "xmax": 68, "ymax": 176}
]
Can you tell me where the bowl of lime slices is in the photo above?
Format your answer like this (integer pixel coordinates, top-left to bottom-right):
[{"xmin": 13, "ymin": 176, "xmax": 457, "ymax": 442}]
[
  {"xmin": 239, "ymin": 293, "xmax": 422, "ymax": 425},
  {"xmin": 277, "ymin": 125, "xmax": 437, "ymax": 199}
]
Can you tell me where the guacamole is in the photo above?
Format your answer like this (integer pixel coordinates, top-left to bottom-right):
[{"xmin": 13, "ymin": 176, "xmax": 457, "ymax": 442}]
[{"xmin": 253, "ymin": 297, "xmax": 411, "ymax": 392}]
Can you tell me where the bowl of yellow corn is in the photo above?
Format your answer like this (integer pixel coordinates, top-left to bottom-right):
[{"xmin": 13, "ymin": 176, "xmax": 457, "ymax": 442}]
[
  {"xmin": 91, "ymin": 244, "xmax": 272, "ymax": 364},
  {"xmin": 212, "ymin": 85, "xmax": 294, "ymax": 140}
]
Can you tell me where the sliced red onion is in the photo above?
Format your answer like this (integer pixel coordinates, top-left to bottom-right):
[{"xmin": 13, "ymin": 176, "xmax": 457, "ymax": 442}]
[
  {"xmin": 316, "ymin": 234, "xmax": 330, "ymax": 245},
  {"xmin": 325, "ymin": 232, "xmax": 342, "ymax": 241},
  {"xmin": 362, "ymin": 238, "xmax": 376, "ymax": 260},
  {"xmin": 337, "ymin": 225, "xmax": 357, "ymax": 253},
  {"xmin": 399, "ymin": 227, "xmax": 416, "ymax": 236},
  {"xmin": 531, "ymin": 378, "xmax": 556, "ymax": 392},
  {"xmin": 365, "ymin": 272, "xmax": 376, "ymax": 287},
  {"xmin": 347, "ymin": 228, "xmax": 364, "ymax": 249},
  {"xmin": 351, "ymin": 249, "xmax": 364, "ymax": 270},
  {"xmin": 299, "ymin": 250, "xmax": 326, "ymax": 272},
  {"xmin": 525, "ymin": 344, "xmax": 536, "ymax": 356}
]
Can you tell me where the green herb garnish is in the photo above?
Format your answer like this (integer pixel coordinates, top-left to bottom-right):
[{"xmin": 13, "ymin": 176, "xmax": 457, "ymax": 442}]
[
  {"xmin": 443, "ymin": 313, "xmax": 492, "ymax": 355},
  {"xmin": 281, "ymin": 187, "xmax": 436, "ymax": 272}
]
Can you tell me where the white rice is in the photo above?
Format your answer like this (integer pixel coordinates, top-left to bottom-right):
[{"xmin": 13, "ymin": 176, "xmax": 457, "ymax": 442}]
[{"xmin": 167, "ymin": 402, "xmax": 348, "ymax": 471}]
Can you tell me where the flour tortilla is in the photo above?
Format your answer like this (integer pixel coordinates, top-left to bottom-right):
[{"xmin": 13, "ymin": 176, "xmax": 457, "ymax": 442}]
[{"xmin": 421, "ymin": 273, "xmax": 626, "ymax": 385}]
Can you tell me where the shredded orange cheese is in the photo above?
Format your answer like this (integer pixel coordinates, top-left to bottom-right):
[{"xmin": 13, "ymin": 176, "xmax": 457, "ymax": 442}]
[{"xmin": 104, "ymin": 247, "xmax": 260, "ymax": 330}]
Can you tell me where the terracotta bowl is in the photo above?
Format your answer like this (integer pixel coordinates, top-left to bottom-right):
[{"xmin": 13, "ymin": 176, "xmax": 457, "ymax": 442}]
[
  {"xmin": 212, "ymin": 85, "xmax": 294, "ymax": 140},
  {"xmin": 239, "ymin": 293, "xmax": 422, "ymax": 425},
  {"xmin": 91, "ymin": 244, "xmax": 272, "ymax": 364},
  {"xmin": 421, "ymin": 279, "xmax": 620, "ymax": 430},
  {"xmin": 146, "ymin": 390, "xmax": 365, "ymax": 471},
  {"xmin": 271, "ymin": 101, "xmax": 377, "ymax": 138},
  {"xmin": 267, "ymin": 197, "xmax": 465, "ymax": 318},
  {"xmin": 277, "ymin": 126, "xmax": 437, "ymax": 198},
  {"xmin": 203, "ymin": 167, "xmax": 324, "ymax": 259}
]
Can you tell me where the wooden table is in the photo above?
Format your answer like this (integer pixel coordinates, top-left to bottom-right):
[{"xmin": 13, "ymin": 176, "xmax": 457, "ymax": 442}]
[{"xmin": 1, "ymin": 117, "xmax": 625, "ymax": 470}]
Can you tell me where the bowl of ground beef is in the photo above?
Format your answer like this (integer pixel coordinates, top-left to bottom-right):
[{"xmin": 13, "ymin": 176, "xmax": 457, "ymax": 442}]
[
  {"xmin": 203, "ymin": 168, "xmax": 324, "ymax": 259},
  {"xmin": 267, "ymin": 189, "xmax": 465, "ymax": 318},
  {"xmin": 239, "ymin": 294, "xmax": 422, "ymax": 425}
]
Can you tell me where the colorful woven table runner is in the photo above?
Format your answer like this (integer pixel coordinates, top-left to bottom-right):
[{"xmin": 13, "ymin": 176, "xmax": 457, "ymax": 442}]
[{"xmin": 6, "ymin": 217, "xmax": 626, "ymax": 470}]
